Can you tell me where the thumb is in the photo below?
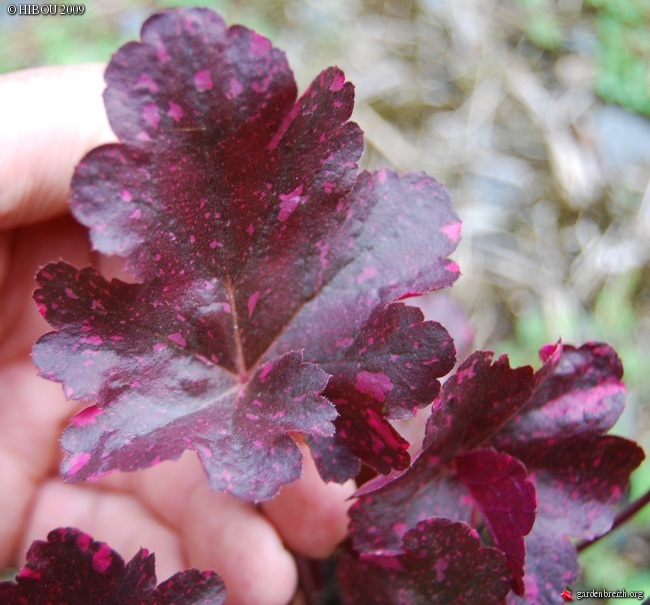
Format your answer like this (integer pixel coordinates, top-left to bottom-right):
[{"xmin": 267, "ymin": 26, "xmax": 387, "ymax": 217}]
[{"xmin": 0, "ymin": 64, "xmax": 115, "ymax": 230}]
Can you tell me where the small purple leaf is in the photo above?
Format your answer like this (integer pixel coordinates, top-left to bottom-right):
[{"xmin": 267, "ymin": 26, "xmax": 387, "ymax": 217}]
[
  {"xmin": 322, "ymin": 303, "xmax": 456, "ymax": 421},
  {"xmin": 309, "ymin": 303, "xmax": 455, "ymax": 480},
  {"xmin": 456, "ymin": 448, "xmax": 536, "ymax": 596},
  {"xmin": 0, "ymin": 527, "xmax": 225, "ymax": 605},
  {"xmin": 424, "ymin": 350, "xmax": 536, "ymax": 456}
]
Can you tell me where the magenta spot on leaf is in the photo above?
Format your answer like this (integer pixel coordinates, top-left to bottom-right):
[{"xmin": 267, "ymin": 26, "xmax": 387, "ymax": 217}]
[
  {"xmin": 392, "ymin": 521, "xmax": 408, "ymax": 537},
  {"xmin": 194, "ymin": 69, "xmax": 213, "ymax": 92},
  {"xmin": 65, "ymin": 288, "xmax": 79, "ymax": 300},
  {"xmin": 329, "ymin": 71, "xmax": 346, "ymax": 91},
  {"xmin": 92, "ymin": 543, "xmax": 113, "ymax": 573},
  {"xmin": 357, "ymin": 266, "xmax": 378, "ymax": 283},
  {"xmin": 136, "ymin": 131, "xmax": 152, "ymax": 142},
  {"xmin": 434, "ymin": 558, "xmax": 448, "ymax": 582},
  {"xmin": 67, "ymin": 452, "xmax": 91, "ymax": 475},
  {"xmin": 168, "ymin": 332, "xmax": 187, "ymax": 347},
  {"xmin": 17, "ymin": 567, "xmax": 41, "ymax": 579},
  {"xmin": 71, "ymin": 406, "xmax": 104, "ymax": 427},
  {"xmin": 143, "ymin": 103, "xmax": 161, "ymax": 129},
  {"xmin": 227, "ymin": 77, "xmax": 243, "ymax": 99},
  {"xmin": 167, "ymin": 101, "xmax": 184, "ymax": 122},
  {"xmin": 248, "ymin": 291, "xmax": 260, "ymax": 318},
  {"xmin": 130, "ymin": 208, "xmax": 142, "ymax": 220},
  {"xmin": 259, "ymin": 361, "xmax": 274, "ymax": 381},
  {"xmin": 250, "ymin": 33, "xmax": 271, "ymax": 56},
  {"xmin": 155, "ymin": 40, "xmax": 171, "ymax": 63},
  {"xmin": 121, "ymin": 189, "xmax": 132, "ymax": 201},
  {"xmin": 81, "ymin": 334, "xmax": 103, "ymax": 346},
  {"xmin": 441, "ymin": 221, "xmax": 462, "ymax": 242},
  {"xmin": 355, "ymin": 371, "xmax": 394, "ymax": 403},
  {"xmin": 136, "ymin": 72, "xmax": 158, "ymax": 92},
  {"xmin": 76, "ymin": 532, "xmax": 91, "ymax": 551},
  {"xmin": 278, "ymin": 185, "xmax": 305, "ymax": 221}
]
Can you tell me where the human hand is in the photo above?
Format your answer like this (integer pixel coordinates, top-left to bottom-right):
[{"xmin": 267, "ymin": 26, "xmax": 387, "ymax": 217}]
[{"xmin": 0, "ymin": 64, "xmax": 354, "ymax": 605}]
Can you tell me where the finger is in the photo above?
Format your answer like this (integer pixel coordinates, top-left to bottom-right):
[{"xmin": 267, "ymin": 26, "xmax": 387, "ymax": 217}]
[
  {"xmin": 182, "ymin": 482, "xmax": 298, "ymax": 605},
  {"xmin": 108, "ymin": 453, "xmax": 298, "ymax": 605},
  {"xmin": 0, "ymin": 214, "xmax": 91, "ymax": 361},
  {"xmin": 261, "ymin": 444, "xmax": 355, "ymax": 559},
  {"xmin": 0, "ymin": 359, "xmax": 77, "ymax": 566},
  {"xmin": 20, "ymin": 480, "xmax": 184, "ymax": 582},
  {"xmin": 0, "ymin": 64, "xmax": 114, "ymax": 229}
]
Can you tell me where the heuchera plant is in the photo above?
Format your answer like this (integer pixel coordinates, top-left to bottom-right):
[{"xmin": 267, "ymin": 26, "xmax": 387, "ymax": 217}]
[{"xmin": 5, "ymin": 6, "xmax": 644, "ymax": 604}]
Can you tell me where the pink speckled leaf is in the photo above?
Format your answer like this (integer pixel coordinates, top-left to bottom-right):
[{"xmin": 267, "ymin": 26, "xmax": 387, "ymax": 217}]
[
  {"xmin": 423, "ymin": 350, "xmax": 537, "ymax": 456},
  {"xmin": 491, "ymin": 343, "xmax": 627, "ymax": 446},
  {"xmin": 309, "ymin": 303, "xmax": 456, "ymax": 482},
  {"xmin": 0, "ymin": 527, "xmax": 225, "ymax": 605},
  {"xmin": 337, "ymin": 518, "xmax": 511, "ymax": 605},
  {"xmin": 33, "ymin": 8, "xmax": 460, "ymax": 498},
  {"xmin": 488, "ymin": 344, "xmax": 645, "ymax": 560}
]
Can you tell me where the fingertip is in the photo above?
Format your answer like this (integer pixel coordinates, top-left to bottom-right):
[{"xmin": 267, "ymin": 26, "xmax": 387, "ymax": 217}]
[
  {"xmin": 0, "ymin": 64, "xmax": 115, "ymax": 229},
  {"xmin": 262, "ymin": 445, "xmax": 355, "ymax": 560},
  {"xmin": 182, "ymin": 486, "xmax": 298, "ymax": 605}
]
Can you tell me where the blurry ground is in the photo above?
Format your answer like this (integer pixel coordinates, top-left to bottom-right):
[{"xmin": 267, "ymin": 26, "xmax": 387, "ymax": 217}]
[{"xmin": 1, "ymin": 0, "xmax": 649, "ymax": 600}]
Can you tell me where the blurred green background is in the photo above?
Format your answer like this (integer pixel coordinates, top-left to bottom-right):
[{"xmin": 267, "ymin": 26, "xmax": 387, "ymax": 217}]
[{"xmin": 1, "ymin": 0, "xmax": 648, "ymax": 601}]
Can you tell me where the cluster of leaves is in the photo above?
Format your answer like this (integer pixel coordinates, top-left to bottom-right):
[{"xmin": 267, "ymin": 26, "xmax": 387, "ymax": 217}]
[
  {"xmin": 342, "ymin": 342, "xmax": 644, "ymax": 603},
  {"xmin": 9, "ymin": 7, "xmax": 644, "ymax": 604}
]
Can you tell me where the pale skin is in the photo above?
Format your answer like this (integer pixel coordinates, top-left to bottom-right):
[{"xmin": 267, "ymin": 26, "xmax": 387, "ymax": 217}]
[{"xmin": 0, "ymin": 64, "xmax": 355, "ymax": 605}]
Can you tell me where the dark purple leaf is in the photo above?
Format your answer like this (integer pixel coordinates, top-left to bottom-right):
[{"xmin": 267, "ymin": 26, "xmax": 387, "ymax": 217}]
[
  {"xmin": 0, "ymin": 527, "xmax": 225, "ymax": 605},
  {"xmin": 488, "ymin": 344, "xmax": 645, "ymax": 556},
  {"xmin": 423, "ymin": 350, "xmax": 537, "ymax": 456},
  {"xmin": 456, "ymin": 448, "xmax": 536, "ymax": 596},
  {"xmin": 338, "ymin": 518, "xmax": 511, "ymax": 605},
  {"xmin": 310, "ymin": 303, "xmax": 455, "ymax": 481},
  {"xmin": 506, "ymin": 524, "xmax": 580, "ymax": 605},
  {"xmin": 348, "ymin": 451, "xmax": 473, "ymax": 553},
  {"xmin": 323, "ymin": 304, "xmax": 455, "ymax": 421},
  {"xmin": 33, "ymin": 7, "xmax": 460, "ymax": 499}
]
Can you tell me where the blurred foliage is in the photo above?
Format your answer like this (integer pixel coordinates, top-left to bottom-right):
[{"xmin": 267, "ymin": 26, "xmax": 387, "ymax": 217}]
[
  {"xmin": 516, "ymin": 0, "xmax": 650, "ymax": 116},
  {"xmin": 587, "ymin": 0, "xmax": 650, "ymax": 116},
  {"xmin": 515, "ymin": 0, "xmax": 564, "ymax": 51}
]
